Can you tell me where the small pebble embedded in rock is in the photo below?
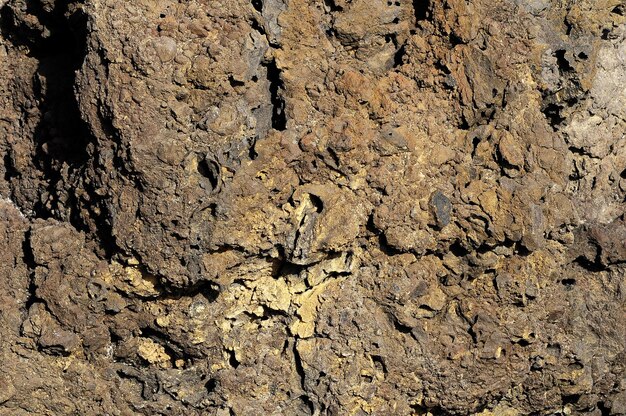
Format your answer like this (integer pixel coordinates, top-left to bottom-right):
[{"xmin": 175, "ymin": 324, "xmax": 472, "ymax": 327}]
[
  {"xmin": 154, "ymin": 36, "xmax": 177, "ymax": 63},
  {"xmin": 430, "ymin": 191, "xmax": 452, "ymax": 229}
]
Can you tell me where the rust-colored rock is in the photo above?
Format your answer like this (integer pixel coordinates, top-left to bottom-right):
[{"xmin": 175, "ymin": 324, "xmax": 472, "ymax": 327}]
[{"xmin": 1, "ymin": 0, "xmax": 625, "ymax": 414}]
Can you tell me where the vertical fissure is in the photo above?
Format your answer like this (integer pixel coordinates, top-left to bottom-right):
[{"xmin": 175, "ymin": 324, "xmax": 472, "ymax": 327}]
[
  {"xmin": 264, "ymin": 59, "xmax": 287, "ymax": 131},
  {"xmin": 413, "ymin": 0, "xmax": 431, "ymax": 23}
]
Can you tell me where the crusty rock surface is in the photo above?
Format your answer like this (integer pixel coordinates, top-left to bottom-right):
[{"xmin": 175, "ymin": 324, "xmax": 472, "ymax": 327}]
[{"xmin": 1, "ymin": 0, "xmax": 625, "ymax": 414}]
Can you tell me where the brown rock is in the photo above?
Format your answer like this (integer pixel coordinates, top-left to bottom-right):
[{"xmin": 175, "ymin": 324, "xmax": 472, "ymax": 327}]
[{"xmin": 0, "ymin": 0, "xmax": 624, "ymax": 414}]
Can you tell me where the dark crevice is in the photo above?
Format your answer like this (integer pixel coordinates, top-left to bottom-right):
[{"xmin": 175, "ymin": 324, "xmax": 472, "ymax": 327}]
[
  {"xmin": 263, "ymin": 59, "xmax": 287, "ymax": 131},
  {"xmin": 228, "ymin": 75, "xmax": 245, "ymax": 88},
  {"xmin": 309, "ymin": 194, "xmax": 324, "ymax": 213},
  {"xmin": 272, "ymin": 254, "xmax": 308, "ymax": 277},
  {"xmin": 555, "ymin": 49, "xmax": 574, "ymax": 72},
  {"xmin": 299, "ymin": 395, "xmax": 316, "ymax": 415},
  {"xmin": 385, "ymin": 33, "xmax": 398, "ymax": 47},
  {"xmin": 324, "ymin": 0, "xmax": 343, "ymax": 12},
  {"xmin": 197, "ymin": 156, "xmax": 220, "ymax": 191},
  {"xmin": 393, "ymin": 42, "xmax": 407, "ymax": 67},
  {"xmin": 540, "ymin": 49, "xmax": 585, "ymax": 132},
  {"xmin": 21, "ymin": 228, "xmax": 36, "ymax": 269},
  {"xmin": 160, "ymin": 279, "xmax": 221, "ymax": 303},
  {"xmin": 569, "ymin": 160, "xmax": 583, "ymax": 181},
  {"xmin": 1, "ymin": 2, "xmax": 117, "ymax": 258},
  {"xmin": 418, "ymin": 304, "xmax": 438, "ymax": 313},
  {"xmin": 371, "ymin": 355, "xmax": 388, "ymax": 375},
  {"xmin": 467, "ymin": 322, "xmax": 478, "ymax": 344},
  {"xmin": 362, "ymin": 374, "xmax": 374, "ymax": 383},
  {"xmin": 227, "ymin": 349, "xmax": 240, "ymax": 369},
  {"xmin": 379, "ymin": 232, "xmax": 404, "ymax": 256},
  {"xmin": 251, "ymin": 0, "xmax": 263, "ymax": 13},
  {"xmin": 562, "ymin": 393, "xmax": 581, "ymax": 405},
  {"xmin": 476, "ymin": 238, "xmax": 515, "ymax": 254},
  {"xmin": 366, "ymin": 212, "xmax": 379, "ymax": 234},
  {"xmin": 542, "ymin": 103, "xmax": 565, "ymax": 128},
  {"xmin": 514, "ymin": 241, "xmax": 532, "ymax": 257},
  {"xmin": 496, "ymin": 149, "xmax": 521, "ymax": 174},
  {"xmin": 81, "ymin": 197, "xmax": 118, "ymax": 259},
  {"xmin": 206, "ymin": 243, "xmax": 246, "ymax": 255},
  {"xmin": 390, "ymin": 315, "xmax": 413, "ymax": 334},
  {"xmin": 258, "ymin": 304, "xmax": 290, "ymax": 320},
  {"xmin": 22, "ymin": 228, "xmax": 40, "ymax": 310},
  {"xmin": 573, "ymin": 255, "xmax": 606, "ymax": 272},
  {"xmin": 471, "ymin": 135, "xmax": 481, "ymax": 158},
  {"xmin": 434, "ymin": 60, "xmax": 452, "ymax": 75},
  {"xmin": 458, "ymin": 113, "xmax": 470, "ymax": 130},
  {"xmin": 249, "ymin": 17, "xmax": 266, "ymax": 36},
  {"xmin": 204, "ymin": 378, "xmax": 219, "ymax": 394},
  {"xmin": 449, "ymin": 241, "xmax": 470, "ymax": 257},
  {"xmin": 449, "ymin": 32, "xmax": 464, "ymax": 46},
  {"xmin": 139, "ymin": 326, "xmax": 191, "ymax": 365},
  {"xmin": 513, "ymin": 338, "xmax": 532, "ymax": 347},
  {"xmin": 23, "ymin": 267, "xmax": 40, "ymax": 310},
  {"xmin": 413, "ymin": 0, "xmax": 431, "ymax": 23},
  {"xmin": 325, "ymin": 26, "xmax": 338, "ymax": 38},
  {"xmin": 108, "ymin": 328, "xmax": 123, "ymax": 344},
  {"xmin": 410, "ymin": 404, "xmax": 451, "ymax": 415},
  {"xmin": 293, "ymin": 340, "xmax": 307, "ymax": 390},
  {"xmin": 568, "ymin": 146, "xmax": 598, "ymax": 159},
  {"xmin": 565, "ymin": 19, "xmax": 573, "ymax": 36},
  {"xmin": 3, "ymin": 153, "xmax": 19, "ymax": 182},
  {"xmin": 18, "ymin": 1, "xmax": 91, "ymax": 165},
  {"xmin": 248, "ymin": 137, "xmax": 259, "ymax": 160},
  {"xmin": 367, "ymin": 213, "xmax": 404, "ymax": 256},
  {"xmin": 326, "ymin": 146, "xmax": 340, "ymax": 168},
  {"xmin": 597, "ymin": 401, "xmax": 611, "ymax": 416}
]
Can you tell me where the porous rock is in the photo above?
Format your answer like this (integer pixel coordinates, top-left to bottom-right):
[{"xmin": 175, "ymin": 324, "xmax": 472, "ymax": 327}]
[{"xmin": 0, "ymin": 0, "xmax": 625, "ymax": 415}]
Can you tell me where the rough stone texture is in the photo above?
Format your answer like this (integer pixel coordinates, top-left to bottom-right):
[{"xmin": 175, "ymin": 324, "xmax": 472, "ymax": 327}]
[{"xmin": 0, "ymin": 0, "xmax": 625, "ymax": 415}]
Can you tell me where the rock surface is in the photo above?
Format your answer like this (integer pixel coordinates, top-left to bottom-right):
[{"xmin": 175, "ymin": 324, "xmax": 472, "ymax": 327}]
[{"xmin": 0, "ymin": 0, "xmax": 625, "ymax": 414}]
